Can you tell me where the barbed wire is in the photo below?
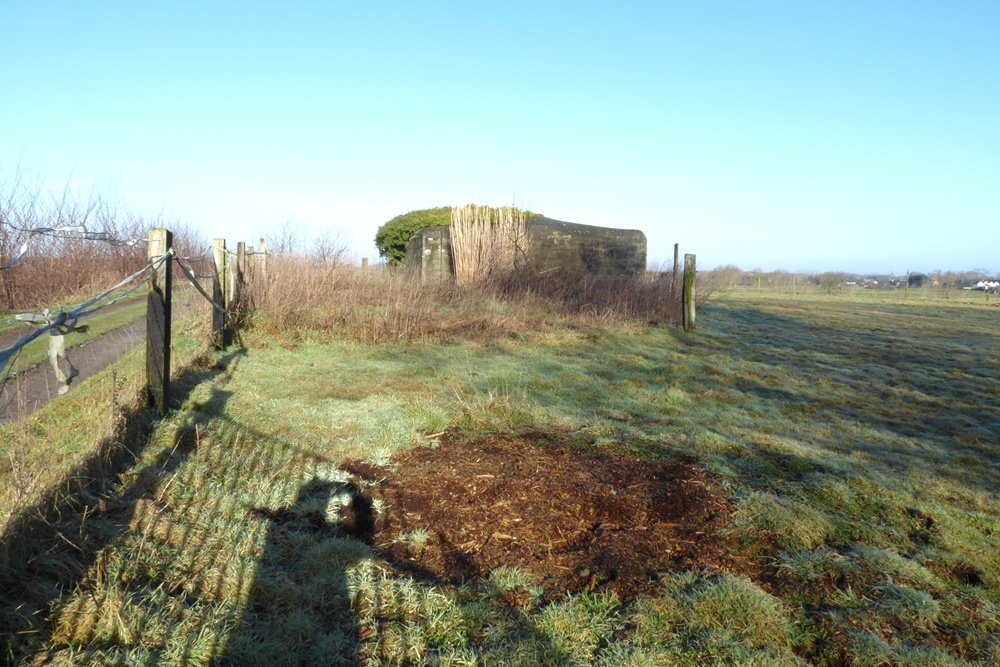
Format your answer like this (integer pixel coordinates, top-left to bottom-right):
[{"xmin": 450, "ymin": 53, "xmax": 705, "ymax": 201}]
[{"xmin": 1, "ymin": 225, "xmax": 145, "ymax": 271}]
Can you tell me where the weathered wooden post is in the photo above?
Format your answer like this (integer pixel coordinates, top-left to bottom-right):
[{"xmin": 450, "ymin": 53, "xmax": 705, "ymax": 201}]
[
  {"xmin": 236, "ymin": 241, "xmax": 247, "ymax": 322},
  {"xmin": 361, "ymin": 257, "xmax": 368, "ymax": 271},
  {"xmin": 672, "ymin": 243, "xmax": 680, "ymax": 296},
  {"xmin": 258, "ymin": 237, "xmax": 268, "ymax": 292},
  {"xmin": 147, "ymin": 228, "xmax": 173, "ymax": 414},
  {"xmin": 212, "ymin": 238, "xmax": 228, "ymax": 349},
  {"xmin": 237, "ymin": 242, "xmax": 246, "ymax": 285},
  {"xmin": 682, "ymin": 253, "xmax": 696, "ymax": 333}
]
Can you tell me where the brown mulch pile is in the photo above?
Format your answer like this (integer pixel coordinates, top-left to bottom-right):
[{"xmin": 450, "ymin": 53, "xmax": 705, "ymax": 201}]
[{"xmin": 343, "ymin": 432, "xmax": 757, "ymax": 603}]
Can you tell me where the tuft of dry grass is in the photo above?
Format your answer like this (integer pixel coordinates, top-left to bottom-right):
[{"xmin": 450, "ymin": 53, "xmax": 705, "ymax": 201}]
[{"xmin": 251, "ymin": 246, "xmax": 697, "ymax": 345}]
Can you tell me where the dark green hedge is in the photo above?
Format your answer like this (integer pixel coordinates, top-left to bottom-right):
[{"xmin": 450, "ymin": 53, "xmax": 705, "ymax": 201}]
[
  {"xmin": 374, "ymin": 206, "xmax": 542, "ymax": 267},
  {"xmin": 374, "ymin": 207, "xmax": 453, "ymax": 266}
]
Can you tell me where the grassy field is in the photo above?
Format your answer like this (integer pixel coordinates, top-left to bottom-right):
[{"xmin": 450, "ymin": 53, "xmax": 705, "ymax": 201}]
[{"xmin": 2, "ymin": 286, "xmax": 998, "ymax": 666}]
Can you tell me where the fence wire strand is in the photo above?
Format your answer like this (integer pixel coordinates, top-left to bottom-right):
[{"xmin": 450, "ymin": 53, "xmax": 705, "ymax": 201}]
[
  {"xmin": 175, "ymin": 257, "xmax": 226, "ymax": 314},
  {"xmin": 0, "ymin": 252, "xmax": 168, "ymax": 379},
  {"xmin": 1, "ymin": 225, "xmax": 145, "ymax": 271}
]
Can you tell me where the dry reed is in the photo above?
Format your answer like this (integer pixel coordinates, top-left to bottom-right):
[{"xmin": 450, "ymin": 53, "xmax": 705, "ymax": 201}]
[
  {"xmin": 450, "ymin": 205, "xmax": 526, "ymax": 286},
  {"xmin": 251, "ymin": 247, "xmax": 697, "ymax": 346}
]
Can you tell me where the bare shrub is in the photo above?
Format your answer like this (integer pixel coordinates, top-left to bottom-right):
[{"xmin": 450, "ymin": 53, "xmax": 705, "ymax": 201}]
[
  {"xmin": 704, "ymin": 265, "xmax": 743, "ymax": 292},
  {"xmin": 253, "ymin": 256, "xmax": 479, "ymax": 344},
  {"xmin": 252, "ymin": 249, "xmax": 698, "ymax": 345},
  {"xmin": 1, "ymin": 170, "xmax": 205, "ymax": 311}
]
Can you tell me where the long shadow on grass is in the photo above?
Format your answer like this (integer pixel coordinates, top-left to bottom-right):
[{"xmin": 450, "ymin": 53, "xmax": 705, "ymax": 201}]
[
  {"xmin": 214, "ymin": 478, "xmax": 371, "ymax": 666},
  {"xmin": 0, "ymin": 348, "xmax": 245, "ymax": 665},
  {"xmin": 706, "ymin": 305, "xmax": 1000, "ymax": 492},
  {"xmin": 168, "ymin": 408, "xmax": 572, "ymax": 665}
]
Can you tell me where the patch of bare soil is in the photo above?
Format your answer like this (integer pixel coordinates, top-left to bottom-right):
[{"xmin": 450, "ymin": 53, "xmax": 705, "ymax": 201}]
[{"xmin": 344, "ymin": 433, "xmax": 758, "ymax": 603}]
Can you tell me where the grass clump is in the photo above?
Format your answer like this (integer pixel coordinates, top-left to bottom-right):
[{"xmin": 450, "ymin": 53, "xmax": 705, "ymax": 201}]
[
  {"xmin": 627, "ymin": 573, "xmax": 804, "ymax": 666},
  {"xmin": 777, "ymin": 549, "xmax": 859, "ymax": 583},
  {"xmin": 729, "ymin": 490, "xmax": 834, "ymax": 550},
  {"xmin": 872, "ymin": 582, "xmax": 942, "ymax": 631},
  {"xmin": 681, "ymin": 574, "xmax": 796, "ymax": 653},
  {"xmin": 849, "ymin": 631, "xmax": 969, "ymax": 667}
]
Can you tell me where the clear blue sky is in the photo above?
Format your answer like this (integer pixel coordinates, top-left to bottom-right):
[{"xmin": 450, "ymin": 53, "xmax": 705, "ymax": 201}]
[{"xmin": 2, "ymin": 1, "xmax": 997, "ymax": 274}]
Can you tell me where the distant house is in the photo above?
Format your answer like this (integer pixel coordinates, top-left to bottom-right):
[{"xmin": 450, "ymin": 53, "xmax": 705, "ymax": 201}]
[{"xmin": 974, "ymin": 280, "xmax": 1000, "ymax": 294}]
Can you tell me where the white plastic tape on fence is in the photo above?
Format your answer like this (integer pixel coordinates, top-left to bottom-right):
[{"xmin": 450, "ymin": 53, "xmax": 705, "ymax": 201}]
[{"xmin": 1, "ymin": 225, "xmax": 144, "ymax": 271}]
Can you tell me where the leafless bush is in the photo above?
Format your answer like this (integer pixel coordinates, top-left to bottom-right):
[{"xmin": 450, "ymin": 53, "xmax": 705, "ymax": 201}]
[
  {"xmin": 1, "ymin": 169, "xmax": 205, "ymax": 311},
  {"xmin": 252, "ymin": 247, "xmax": 701, "ymax": 345},
  {"xmin": 703, "ymin": 265, "xmax": 743, "ymax": 292}
]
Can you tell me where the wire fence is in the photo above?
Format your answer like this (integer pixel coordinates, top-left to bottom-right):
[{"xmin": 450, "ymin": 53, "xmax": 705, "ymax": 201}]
[
  {"xmin": 1, "ymin": 224, "xmax": 144, "ymax": 271},
  {"xmin": 1, "ymin": 229, "xmax": 257, "ymax": 421},
  {"xmin": 0, "ymin": 320, "xmax": 145, "ymax": 421},
  {"xmin": 0, "ymin": 253, "xmax": 168, "ymax": 379}
]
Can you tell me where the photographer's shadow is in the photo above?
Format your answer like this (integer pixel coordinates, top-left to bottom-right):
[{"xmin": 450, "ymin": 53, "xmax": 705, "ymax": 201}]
[{"xmin": 216, "ymin": 478, "xmax": 374, "ymax": 666}]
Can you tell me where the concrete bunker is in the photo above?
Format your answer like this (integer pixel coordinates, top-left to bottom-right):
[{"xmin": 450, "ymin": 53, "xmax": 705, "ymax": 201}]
[{"xmin": 404, "ymin": 217, "xmax": 646, "ymax": 282}]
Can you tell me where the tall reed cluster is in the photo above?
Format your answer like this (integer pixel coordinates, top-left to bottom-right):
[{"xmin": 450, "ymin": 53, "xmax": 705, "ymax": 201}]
[{"xmin": 450, "ymin": 205, "xmax": 526, "ymax": 286}]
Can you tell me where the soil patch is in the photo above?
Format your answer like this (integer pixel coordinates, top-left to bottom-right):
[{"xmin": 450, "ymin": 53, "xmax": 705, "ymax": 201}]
[{"xmin": 344, "ymin": 432, "xmax": 757, "ymax": 603}]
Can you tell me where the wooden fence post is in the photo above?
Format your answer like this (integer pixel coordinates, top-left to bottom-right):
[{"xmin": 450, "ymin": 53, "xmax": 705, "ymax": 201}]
[
  {"xmin": 147, "ymin": 228, "xmax": 172, "ymax": 414},
  {"xmin": 236, "ymin": 242, "xmax": 246, "ymax": 285},
  {"xmin": 258, "ymin": 237, "xmax": 268, "ymax": 294},
  {"xmin": 682, "ymin": 253, "xmax": 696, "ymax": 333},
  {"xmin": 212, "ymin": 238, "xmax": 228, "ymax": 349},
  {"xmin": 671, "ymin": 243, "xmax": 680, "ymax": 296},
  {"xmin": 236, "ymin": 241, "xmax": 246, "ymax": 319}
]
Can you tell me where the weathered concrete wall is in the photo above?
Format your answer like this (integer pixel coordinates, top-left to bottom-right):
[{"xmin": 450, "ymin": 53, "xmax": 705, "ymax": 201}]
[
  {"xmin": 404, "ymin": 226, "xmax": 453, "ymax": 283},
  {"xmin": 404, "ymin": 217, "xmax": 647, "ymax": 282},
  {"xmin": 525, "ymin": 218, "xmax": 646, "ymax": 278}
]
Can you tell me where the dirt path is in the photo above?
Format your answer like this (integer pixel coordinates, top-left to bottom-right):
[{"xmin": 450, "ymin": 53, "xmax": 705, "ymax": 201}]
[
  {"xmin": 1, "ymin": 293, "xmax": 204, "ymax": 422},
  {"xmin": 0, "ymin": 318, "xmax": 146, "ymax": 421}
]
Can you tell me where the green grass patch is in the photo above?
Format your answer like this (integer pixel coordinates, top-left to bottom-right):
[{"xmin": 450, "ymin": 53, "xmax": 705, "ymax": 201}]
[{"xmin": 4, "ymin": 290, "xmax": 999, "ymax": 665}]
